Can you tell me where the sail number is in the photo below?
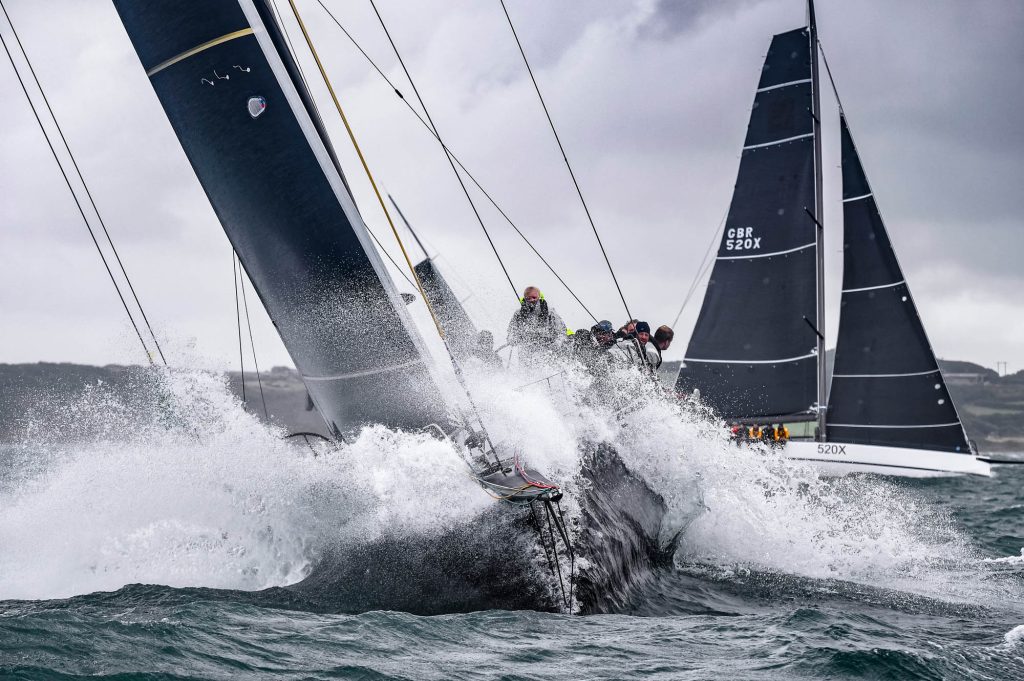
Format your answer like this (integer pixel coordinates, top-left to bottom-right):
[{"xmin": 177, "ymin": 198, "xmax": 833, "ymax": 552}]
[
  {"xmin": 817, "ymin": 444, "xmax": 847, "ymax": 456},
  {"xmin": 724, "ymin": 227, "xmax": 761, "ymax": 251}
]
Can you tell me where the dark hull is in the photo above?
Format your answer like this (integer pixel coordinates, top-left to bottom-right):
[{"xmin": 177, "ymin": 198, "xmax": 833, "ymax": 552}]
[{"xmin": 285, "ymin": 444, "xmax": 676, "ymax": 614}]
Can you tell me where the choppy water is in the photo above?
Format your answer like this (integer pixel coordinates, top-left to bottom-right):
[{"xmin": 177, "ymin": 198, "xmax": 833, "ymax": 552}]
[{"xmin": 1, "ymin": 366, "xmax": 1022, "ymax": 679}]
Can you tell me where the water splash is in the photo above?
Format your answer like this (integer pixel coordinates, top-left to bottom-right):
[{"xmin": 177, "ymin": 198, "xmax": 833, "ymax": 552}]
[
  {"xmin": 0, "ymin": 349, "xmax": 1014, "ymax": 609},
  {"xmin": 0, "ymin": 367, "xmax": 485, "ymax": 601}
]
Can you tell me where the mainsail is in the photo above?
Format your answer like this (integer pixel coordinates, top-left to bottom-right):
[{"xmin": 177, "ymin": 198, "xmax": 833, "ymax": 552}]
[
  {"xmin": 112, "ymin": 0, "xmax": 449, "ymax": 435},
  {"xmin": 675, "ymin": 27, "xmax": 819, "ymax": 421},
  {"xmin": 826, "ymin": 116, "xmax": 971, "ymax": 452}
]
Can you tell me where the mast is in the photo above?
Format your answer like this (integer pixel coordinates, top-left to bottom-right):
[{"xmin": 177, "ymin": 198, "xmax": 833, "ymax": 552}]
[{"xmin": 808, "ymin": 0, "xmax": 827, "ymax": 441}]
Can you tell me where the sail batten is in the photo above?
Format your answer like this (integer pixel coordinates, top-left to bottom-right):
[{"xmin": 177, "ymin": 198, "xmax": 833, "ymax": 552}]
[
  {"xmin": 826, "ymin": 115, "xmax": 970, "ymax": 453},
  {"xmin": 675, "ymin": 26, "xmax": 818, "ymax": 421}
]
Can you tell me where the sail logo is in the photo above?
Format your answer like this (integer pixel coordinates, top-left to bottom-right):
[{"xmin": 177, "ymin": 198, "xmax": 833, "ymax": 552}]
[
  {"xmin": 724, "ymin": 227, "xmax": 761, "ymax": 251},
  {"xmin": 247, "ymin": 96, "xmax": 267, "ymax": 119}
]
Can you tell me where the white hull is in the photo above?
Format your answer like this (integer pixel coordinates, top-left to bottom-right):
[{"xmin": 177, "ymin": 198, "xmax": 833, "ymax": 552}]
[{"xmin": 781, "ymin": 440, "xmax": 992, "ymax": 478}]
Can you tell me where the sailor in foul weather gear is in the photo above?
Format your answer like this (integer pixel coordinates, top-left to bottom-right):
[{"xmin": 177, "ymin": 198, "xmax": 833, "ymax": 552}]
[
  {"xmin": 571, "ymin": 319, "xmax": 617, "ymax": 371},
  {"xmin": 506, "ymin": 286, "xmax": 566, "ymax": 362}
]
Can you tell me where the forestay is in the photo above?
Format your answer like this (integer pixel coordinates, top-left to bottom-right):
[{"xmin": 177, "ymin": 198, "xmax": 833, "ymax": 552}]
[
  {"xmin": 112, "ymin": 0, "xmax": 449, "ymax": 436},
  {"xmin": 676, "ymin": 27, "xmax": 819, "ymax": 421},
  {"xmin": 826, "ymin": 116, "xmax": 971, "ymax": 453}
]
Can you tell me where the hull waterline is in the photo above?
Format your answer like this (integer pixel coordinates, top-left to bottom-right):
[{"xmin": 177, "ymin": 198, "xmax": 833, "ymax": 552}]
[{"xmin": 781, "ymin": 440, "xmax": 991, "ymax": 477}]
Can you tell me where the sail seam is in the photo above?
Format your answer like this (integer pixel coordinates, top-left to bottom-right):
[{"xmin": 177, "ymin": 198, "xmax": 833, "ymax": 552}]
[
  {"xmin": 685, "ymin": 352, "xmax": 816, "ymax": 365},
  {"xmin": 842, "ymin": 192, "xmax": 873, "ymax": 203},
  {"xmin": 756, "ymin": 77, "xmax": 812, "ymax": 93},
  {"xmin": 146, "ymin": 28, "xmax": 255, "ymax": 76},
  {"xmin": 743, "ymin": 132, "xmax": 813, "ymax": 150},
  {"xmin": 828, "ymin": 422, "xmax": 962, "ymax": 429},
  {"xmin": 832, "ymin": 368, "xmax": 939, "ymax": 378},
  {"xmin": 841, "ymin": 279, "xmax": 905, "ymax": 293},
  {"xmin": 717, "ymin": 241, "xmax": 815, "ymax": 260},
  {"xmin": 303, "ymin": 358, "xmax": 424, "ymax": 381}
]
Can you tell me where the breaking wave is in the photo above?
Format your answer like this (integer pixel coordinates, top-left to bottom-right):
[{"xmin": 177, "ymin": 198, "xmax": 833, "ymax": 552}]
[{"xmin": 0, "ymin": 351, "xmax": 1015, "ymax": 611}]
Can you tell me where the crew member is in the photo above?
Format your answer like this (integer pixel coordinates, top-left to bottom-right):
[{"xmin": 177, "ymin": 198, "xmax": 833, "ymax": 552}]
[
  {"xmin": 572, "ymin": 319, "xmax": 617, "ymax": 371},
  {"xmin": 648, "ymin": 325, "xmax": 674, "ymax": 371},
  {"xmin": 612, "ymin": 321, "xmax": 659, "ymax": 373},
  {"xmin": 470, "ymin": 330, "xmax": 503, "ymax": 371},
  {"xmin": 615, "ymin": 319, "xmax": 639, "ymax": 340},
  {"xmin": 506, "ymin": 286, "xmax": 566, "ymax": 362}
]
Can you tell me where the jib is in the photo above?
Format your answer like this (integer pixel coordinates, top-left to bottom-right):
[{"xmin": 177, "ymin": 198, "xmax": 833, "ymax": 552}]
[{"xmin": 725, "ymin": 227, "xmax": 761, "ymax": 251}]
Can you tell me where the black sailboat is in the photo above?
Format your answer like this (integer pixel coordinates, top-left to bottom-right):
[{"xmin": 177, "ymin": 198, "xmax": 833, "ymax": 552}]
[
  {"xmin": 675, "ymin": 1, "xmax": 988, "ymax": 476},
  {"xmin": 106, "ymin": 0, "xmax": 683, "ymax": 613}
]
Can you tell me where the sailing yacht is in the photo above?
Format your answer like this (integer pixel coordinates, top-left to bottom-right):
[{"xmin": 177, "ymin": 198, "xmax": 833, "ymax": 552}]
[{"xmin": 674, "ymin": 2, "xmax": 990, "ymax": 477}]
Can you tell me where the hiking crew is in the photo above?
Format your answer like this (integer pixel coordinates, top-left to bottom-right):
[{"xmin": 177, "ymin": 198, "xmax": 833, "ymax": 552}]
[{"xmin": 506, "ymin": 286, "xmax": 566, "ymax": 363}]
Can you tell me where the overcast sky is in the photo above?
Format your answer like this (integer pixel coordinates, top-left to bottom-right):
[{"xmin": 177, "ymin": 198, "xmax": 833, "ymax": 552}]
[{"xmin": 1, "ymin": 0, "xmax": 1022, "ymax": 373}]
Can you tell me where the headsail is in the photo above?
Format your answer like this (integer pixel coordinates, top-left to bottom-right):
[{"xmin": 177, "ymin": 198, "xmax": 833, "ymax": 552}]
[
  {"xmin": 414, "ymin": 259, "xmax": 478, "ymax": 358},
  {"xmin": 826, "ymin": 116, "xmax": 970, "ymax": 452},
  {"xmin": 112, "ymin": 0, "xmax": 449, "ymax": 435},
  {"xmin": 675, "ymin": 27, "xmax": 819, "ymax": 421},
  {"xmin": 389, "ymin": 195, "xmax": 479, "ymax": 357}
]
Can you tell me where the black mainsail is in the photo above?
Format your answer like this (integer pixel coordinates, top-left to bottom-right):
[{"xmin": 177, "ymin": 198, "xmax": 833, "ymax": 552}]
[
  {"xmin": 675, "ymin": 27, "xmax": 819, "ymax": 422},
  {"xmin": 826, "ymin": 117, "xmax": 971, "ymax": 452},
  {"xmin": 111, "ymin": 0, "xmax": 449, "ymax": 435}
]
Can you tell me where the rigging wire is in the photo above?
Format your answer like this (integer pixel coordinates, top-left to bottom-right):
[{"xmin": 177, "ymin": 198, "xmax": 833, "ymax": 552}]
[
  {"xmin": 284, "ymin": 0, "xmax": 446, "ymax": 340},
  {"xmin": 367, "ymin": 0, "xmax": 518, "ymax": 299},
  {"xmin": 499, "ymin": 0, "xmax": 632, "ymax": 321},
  {"xmin": 286, "ymin": 0, "xmax": 508, "ymax": 468},
  {"xmin": 311, "ymin": 0, "xmax": 598, "ymax": 323},
  {"xmin": 816, "ymin": 40, "xmax": 846, "ymax": 115},
  {"xmin": 268, "ymin": 0, "xmax": 416, "ymax": 293},
  {"xmin": 232, "ymin": 254, "xmax": 247, "ymax": 405},
  {"xmin": 670, "ymin": 211, "xmax": 727, "ymax": 329},
  {"xmin": 0, "ymin": 17, "xmax": 154, "ymax": 365},
  {"xmin": 1, "ymin": 1, "xmax": 166, "ymax": 366},
  {"xmin": 238, "ymin": 263, "xmax": 270, "ymax": 420}
]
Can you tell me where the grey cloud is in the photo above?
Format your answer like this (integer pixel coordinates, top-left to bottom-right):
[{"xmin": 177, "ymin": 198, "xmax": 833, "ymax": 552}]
[{"xmin": 1, "ymin": 0, "xmax": 1021, "ymax": 372}]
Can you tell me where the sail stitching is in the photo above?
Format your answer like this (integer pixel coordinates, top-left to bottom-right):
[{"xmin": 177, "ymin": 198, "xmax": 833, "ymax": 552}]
[
  {"xmin": 303, "ymin": 358, "xmax": 425, "ymax": 381},
  {"xmin": 842, "ymin": 192, "xmax": 873, "ymax": 203},
  {"xmin": 756, "ymin": 77, "xmax": 811, "ymax": 93},
  {"xmin": 743, "ymin": 132, "xmax": 813, "ymax": 150},
  {"xmin": 717, "ymin": 241, "xmax": 815, "ymax": 261},
  {"xmin": 828, "ymin": 422, "xmax": 962, "ymax": 429},
  {"xmin": 684, "ymin": 352, "xmax": 816, "ymax": 365},
  {"xmin": 833, "ymin": 368, "xmax": 939, "ymax": 378},
  {"xmin": 842, "ymin": 279, "xmax": 905, "ymax": 293},
  {"xmin": 146, "ymin": 28, "xmax": 255, "ymax": 76}
]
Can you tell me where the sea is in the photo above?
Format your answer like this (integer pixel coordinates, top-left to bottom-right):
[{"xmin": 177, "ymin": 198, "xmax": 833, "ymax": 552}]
[{"xmin": 1, "ymin": 367, "xmax": 1022, "ymax": 680}]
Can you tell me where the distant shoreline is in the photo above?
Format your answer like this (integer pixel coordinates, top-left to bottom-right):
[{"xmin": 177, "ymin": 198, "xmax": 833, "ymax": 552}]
[{"xmin": 3, "ymin": 360, "xmax": 1023, "ymax": 452}]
